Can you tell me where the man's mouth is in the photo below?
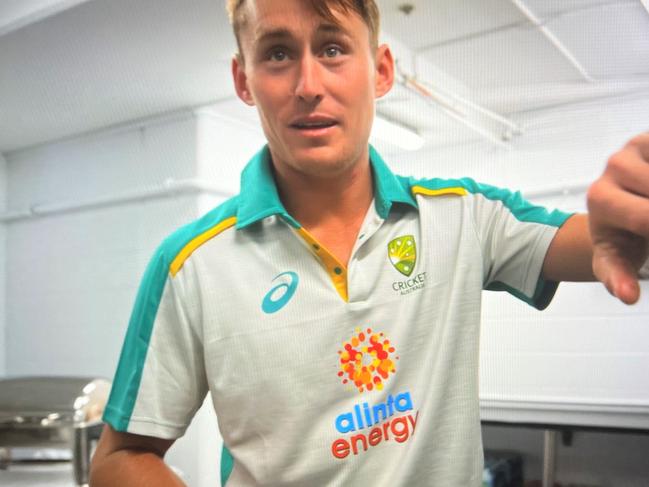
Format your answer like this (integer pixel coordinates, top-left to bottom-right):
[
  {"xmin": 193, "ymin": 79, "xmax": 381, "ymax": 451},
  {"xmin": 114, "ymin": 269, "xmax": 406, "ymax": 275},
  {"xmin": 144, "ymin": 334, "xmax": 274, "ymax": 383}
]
[
  {"xmin": 290, "ymin": 116, "xmax": 339, "ymax": 132},
  {"xmin": 291, "ymin": 121, "xmax": 337, "ymax": 129}
]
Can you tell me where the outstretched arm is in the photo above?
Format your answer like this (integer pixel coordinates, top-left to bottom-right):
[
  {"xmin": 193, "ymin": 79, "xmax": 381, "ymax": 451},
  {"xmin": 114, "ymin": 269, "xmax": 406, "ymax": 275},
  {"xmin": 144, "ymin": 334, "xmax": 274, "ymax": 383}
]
[{"xmin": 542, "ymin": 133, "xmax": 649, "ymax": 304}]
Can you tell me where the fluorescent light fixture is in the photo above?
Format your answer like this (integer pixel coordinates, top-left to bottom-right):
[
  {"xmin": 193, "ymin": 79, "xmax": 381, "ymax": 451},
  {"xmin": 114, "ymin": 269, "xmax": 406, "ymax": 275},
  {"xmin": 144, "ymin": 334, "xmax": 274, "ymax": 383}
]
[{"xmin": 371, "ymin": 115, "xmax": 425, "ymax": 151}]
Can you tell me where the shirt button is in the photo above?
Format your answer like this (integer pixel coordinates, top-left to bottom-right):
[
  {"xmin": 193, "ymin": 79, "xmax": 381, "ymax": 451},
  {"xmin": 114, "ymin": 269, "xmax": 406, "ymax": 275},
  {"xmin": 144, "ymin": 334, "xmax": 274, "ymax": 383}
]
[{"xmin": 334, "ymin": 267, "xmax": 343, "ymax": 275}]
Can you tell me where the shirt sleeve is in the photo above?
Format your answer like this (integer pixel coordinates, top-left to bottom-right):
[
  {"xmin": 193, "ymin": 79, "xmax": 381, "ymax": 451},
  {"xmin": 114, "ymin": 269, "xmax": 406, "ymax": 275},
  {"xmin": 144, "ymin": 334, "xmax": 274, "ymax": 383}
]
[
  {"xmin": 466, "ymin": 180, "xmax": 574, "ymax": 310},
  {"xmin": 102, "ymin": 246, "xmax": 208, "ymax": 439}
]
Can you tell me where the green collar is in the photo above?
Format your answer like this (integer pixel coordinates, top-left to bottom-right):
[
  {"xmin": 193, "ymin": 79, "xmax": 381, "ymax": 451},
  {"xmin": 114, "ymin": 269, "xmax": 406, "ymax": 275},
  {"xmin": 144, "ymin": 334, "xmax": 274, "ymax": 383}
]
[{"xmin": 235, "ymin": 145, "xmax": 417, "ymax": 229}]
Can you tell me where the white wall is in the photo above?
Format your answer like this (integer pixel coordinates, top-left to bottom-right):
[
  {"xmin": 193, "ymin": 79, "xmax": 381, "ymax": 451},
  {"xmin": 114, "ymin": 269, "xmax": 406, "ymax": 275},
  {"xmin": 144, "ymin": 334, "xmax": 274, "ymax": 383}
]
[
  {"xmin": 5, "ymin": 112, "xmax": 199, "ymax": 379},
  {"xmin": 194, "ymin": 105, "xmax": 266, "ymax": 213},
  {"xmin": 396, "ymin": 91, "xmax": 649, "ymax": 192},
  {"xmin": 0, "ymin": 152, "xmax": 6, "ymax": 377}
]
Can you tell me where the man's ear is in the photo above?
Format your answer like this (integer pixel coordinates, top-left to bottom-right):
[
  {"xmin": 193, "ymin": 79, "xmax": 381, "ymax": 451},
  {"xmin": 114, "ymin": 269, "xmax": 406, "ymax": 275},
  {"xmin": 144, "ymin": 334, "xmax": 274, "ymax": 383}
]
[
  {"xmin": 232, "ymin": 54, "xmax": 255, "ymax": 106},
  {"xmin": 374, "ymin": 44, "xmax": 395, "ymax": 99}
]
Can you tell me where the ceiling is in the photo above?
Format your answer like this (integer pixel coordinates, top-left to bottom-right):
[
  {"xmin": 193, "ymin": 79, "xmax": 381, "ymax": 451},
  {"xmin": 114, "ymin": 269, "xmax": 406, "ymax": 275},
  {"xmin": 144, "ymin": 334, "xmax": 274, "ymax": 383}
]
[{"xmin": 1, "ymin": 0, "xmax": 649, "ymax": 154}]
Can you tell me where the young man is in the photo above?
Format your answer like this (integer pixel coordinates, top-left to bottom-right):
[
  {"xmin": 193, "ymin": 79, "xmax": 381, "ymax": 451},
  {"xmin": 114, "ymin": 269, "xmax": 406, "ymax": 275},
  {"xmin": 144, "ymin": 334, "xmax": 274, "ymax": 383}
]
[{"xmin": 90, "ymin": 1, "xmax": 649, "ymax": 485}]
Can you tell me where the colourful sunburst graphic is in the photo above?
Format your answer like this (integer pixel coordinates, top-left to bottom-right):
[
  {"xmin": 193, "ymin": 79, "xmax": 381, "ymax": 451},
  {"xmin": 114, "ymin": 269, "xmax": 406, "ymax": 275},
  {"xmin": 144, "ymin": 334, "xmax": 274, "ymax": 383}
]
[
  {"xmin": 337, "ymin": 328, "xmax": 398, "ymax": 393},
  {"xmin": 388, "ymin": 235, "xmax": 416, "ymax": 277}
]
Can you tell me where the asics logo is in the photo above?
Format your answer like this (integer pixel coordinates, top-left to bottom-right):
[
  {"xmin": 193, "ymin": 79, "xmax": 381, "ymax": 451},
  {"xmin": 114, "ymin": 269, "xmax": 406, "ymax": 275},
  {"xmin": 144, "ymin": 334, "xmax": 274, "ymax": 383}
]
[{"xmin": 261, "ymin": 271, "xmax": 299, "ymax": 314}]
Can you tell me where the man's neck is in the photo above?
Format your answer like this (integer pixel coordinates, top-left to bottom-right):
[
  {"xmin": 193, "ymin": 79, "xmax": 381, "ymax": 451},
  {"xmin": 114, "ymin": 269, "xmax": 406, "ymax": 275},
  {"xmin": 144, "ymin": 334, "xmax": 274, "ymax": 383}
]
[
  {"xmin": 272, "ymin": 155, "xmax": 374, "ymax": 266},
  {"xmin": 273, "ymin": 158, "xmax": 374, "ymax": 229}
]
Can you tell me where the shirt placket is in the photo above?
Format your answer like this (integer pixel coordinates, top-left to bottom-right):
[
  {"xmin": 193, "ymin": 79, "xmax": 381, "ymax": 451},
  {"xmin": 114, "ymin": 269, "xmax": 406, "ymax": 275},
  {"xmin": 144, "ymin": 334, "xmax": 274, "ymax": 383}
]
[{"xmin": 287, "ymin": 201, "xmax": 387, "ymax": 304}]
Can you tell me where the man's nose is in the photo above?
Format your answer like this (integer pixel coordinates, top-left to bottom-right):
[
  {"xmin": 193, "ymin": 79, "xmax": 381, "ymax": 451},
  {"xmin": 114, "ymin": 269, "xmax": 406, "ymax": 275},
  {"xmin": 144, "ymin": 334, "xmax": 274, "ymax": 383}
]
[{"xmin": 294, "ymin": 53, "xmax": 324, "ymax": 103}]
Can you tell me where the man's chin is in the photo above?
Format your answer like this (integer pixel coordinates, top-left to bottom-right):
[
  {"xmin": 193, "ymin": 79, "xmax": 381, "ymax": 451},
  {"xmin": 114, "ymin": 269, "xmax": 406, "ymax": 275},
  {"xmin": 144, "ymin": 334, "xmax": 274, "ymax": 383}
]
[{"xmin": 287, "ymin": 145, "xmax": 357, "ymax": 178}]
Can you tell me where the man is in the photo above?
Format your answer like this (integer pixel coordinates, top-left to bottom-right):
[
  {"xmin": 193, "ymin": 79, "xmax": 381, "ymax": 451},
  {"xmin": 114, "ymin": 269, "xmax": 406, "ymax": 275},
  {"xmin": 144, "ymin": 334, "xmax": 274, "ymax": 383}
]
[{"xmin": 90, "ymin": 0, "xmax": 649, "ymax": 485}]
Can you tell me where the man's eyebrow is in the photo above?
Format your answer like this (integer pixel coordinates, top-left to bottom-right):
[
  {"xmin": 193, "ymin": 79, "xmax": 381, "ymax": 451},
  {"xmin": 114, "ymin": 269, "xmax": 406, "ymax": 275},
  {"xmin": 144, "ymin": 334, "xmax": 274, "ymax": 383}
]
[
  {"xmin": 253, "ymin": 27, "xmax": 293, "ymax": 47},
  {"xmin": 253, "ymin": 23, "xmax": 351, "ymax": 47},
  {"xmin": 318, "ymin": 23, "xmax": 352, "ymax": 37},
  {"xmin": 316, "ymin": 23, "xmax": 351, "ymax": 38}
]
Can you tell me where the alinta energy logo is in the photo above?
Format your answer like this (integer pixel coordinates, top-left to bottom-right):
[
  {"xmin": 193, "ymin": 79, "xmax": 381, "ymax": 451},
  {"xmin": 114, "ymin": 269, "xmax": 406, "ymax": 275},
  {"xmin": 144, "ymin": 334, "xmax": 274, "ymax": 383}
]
[
  {"xmin": 388, "ymin": 235, "xmax": 427, "ymax": 296},
  {"xmin": 337, "ymin": 327, "xmax": 398, "ymax": 393},
  {"xmin": 331, "ymin": 328, "xmax": 419, "ymax": 460}
]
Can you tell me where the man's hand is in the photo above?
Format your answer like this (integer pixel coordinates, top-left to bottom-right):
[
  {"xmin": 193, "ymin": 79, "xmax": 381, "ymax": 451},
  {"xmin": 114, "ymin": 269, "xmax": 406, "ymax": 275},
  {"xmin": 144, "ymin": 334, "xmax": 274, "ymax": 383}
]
[{"xmin": 587, "ymin": 133, "xmax": 649, "ymax": 304}]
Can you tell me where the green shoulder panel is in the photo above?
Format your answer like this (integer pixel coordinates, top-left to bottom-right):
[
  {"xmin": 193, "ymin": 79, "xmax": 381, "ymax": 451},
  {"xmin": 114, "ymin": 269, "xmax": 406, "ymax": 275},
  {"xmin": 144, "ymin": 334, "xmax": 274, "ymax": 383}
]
[{"xmin": 406, "ymin": 176, "xmax": 572, "ymax": 228}]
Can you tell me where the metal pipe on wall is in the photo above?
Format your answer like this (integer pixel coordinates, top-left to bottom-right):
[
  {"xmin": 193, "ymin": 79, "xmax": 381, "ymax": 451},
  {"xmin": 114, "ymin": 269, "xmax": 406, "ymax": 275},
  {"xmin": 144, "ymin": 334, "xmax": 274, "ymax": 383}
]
[
  {"xmin": 510, "ymin": 0, "xmax": 595, "ymax": 82},
  {"xmin": 0, "ymin": 179, "xmax": 591, "ymax": 224},
  {"xmin": 0, "ymin": 178, "xmax": 233, "ymax": 223}
]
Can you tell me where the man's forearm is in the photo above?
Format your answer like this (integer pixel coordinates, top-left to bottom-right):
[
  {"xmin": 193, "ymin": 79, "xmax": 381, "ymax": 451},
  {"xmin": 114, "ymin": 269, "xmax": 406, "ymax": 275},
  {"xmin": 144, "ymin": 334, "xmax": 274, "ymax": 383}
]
[
  {"xmin": 542, "ymin": 213, "xmax": 595, "ymax": 282},
  {"xmin": 90, "ymin": 449, "xmax": 186, "ymax": 487}
]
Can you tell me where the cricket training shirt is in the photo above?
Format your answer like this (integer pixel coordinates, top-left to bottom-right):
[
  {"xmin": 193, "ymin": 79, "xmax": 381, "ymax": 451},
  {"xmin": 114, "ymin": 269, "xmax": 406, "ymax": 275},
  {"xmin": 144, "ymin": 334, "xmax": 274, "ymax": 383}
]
[{"xmin": 103, "ymin": 145, "xmax": 572, "ymax": 486}]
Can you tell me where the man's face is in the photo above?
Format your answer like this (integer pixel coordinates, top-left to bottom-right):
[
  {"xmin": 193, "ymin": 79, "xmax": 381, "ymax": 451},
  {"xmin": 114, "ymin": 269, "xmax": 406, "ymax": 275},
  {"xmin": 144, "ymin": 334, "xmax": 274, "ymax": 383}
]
[{"xmin": 232, "ymin": 0, "xmax": 393, "ymax": 179}]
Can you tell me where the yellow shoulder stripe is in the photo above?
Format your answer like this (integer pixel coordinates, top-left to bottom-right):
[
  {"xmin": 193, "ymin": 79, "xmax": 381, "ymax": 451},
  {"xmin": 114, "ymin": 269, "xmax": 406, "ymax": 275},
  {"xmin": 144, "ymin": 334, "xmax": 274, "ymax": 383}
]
[
  {"xmin": 412, "ymin": 185, "xmax": 467, "ymax": 197},
  {"xmin": 170, "ymin": 216, "xmax": 237, "ymax": 277}
]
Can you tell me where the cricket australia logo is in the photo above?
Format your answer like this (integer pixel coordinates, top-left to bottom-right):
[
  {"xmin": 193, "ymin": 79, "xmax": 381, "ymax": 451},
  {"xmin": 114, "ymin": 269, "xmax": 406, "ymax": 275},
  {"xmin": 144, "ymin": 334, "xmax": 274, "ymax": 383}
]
[
  {"xmin": 388, "ymin": 235, "xmax": 416, "ymax": 276},
  {"xmin": 389, "ymin": 235, "xmax": 427, "ymax": 296}
]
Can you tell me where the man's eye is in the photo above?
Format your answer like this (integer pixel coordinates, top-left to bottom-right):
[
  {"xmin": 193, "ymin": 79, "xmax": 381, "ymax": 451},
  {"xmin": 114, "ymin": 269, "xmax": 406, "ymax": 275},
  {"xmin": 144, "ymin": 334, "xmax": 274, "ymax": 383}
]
[
  {"xmin": 324, "ymin": 46, "xmax": 342, "ymax": 58},
  {"xmin": 269, "ymin": 49, "xmax": 288, "ymax": 62}
]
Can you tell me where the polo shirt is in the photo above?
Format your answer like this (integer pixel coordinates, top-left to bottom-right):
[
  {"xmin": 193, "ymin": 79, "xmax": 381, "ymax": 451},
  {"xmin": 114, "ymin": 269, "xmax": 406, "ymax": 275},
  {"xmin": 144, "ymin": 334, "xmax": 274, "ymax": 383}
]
[{"xmin": 103, "ymin": 145, "xmax": 572, "ymax": 486}]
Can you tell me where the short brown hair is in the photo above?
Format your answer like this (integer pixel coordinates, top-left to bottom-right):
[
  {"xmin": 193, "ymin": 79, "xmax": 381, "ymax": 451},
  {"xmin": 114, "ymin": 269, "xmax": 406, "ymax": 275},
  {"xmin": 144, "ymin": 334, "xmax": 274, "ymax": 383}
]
[{"xmin": 225, "ymin": 0, "xmax": 380, "ymax": 56}]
